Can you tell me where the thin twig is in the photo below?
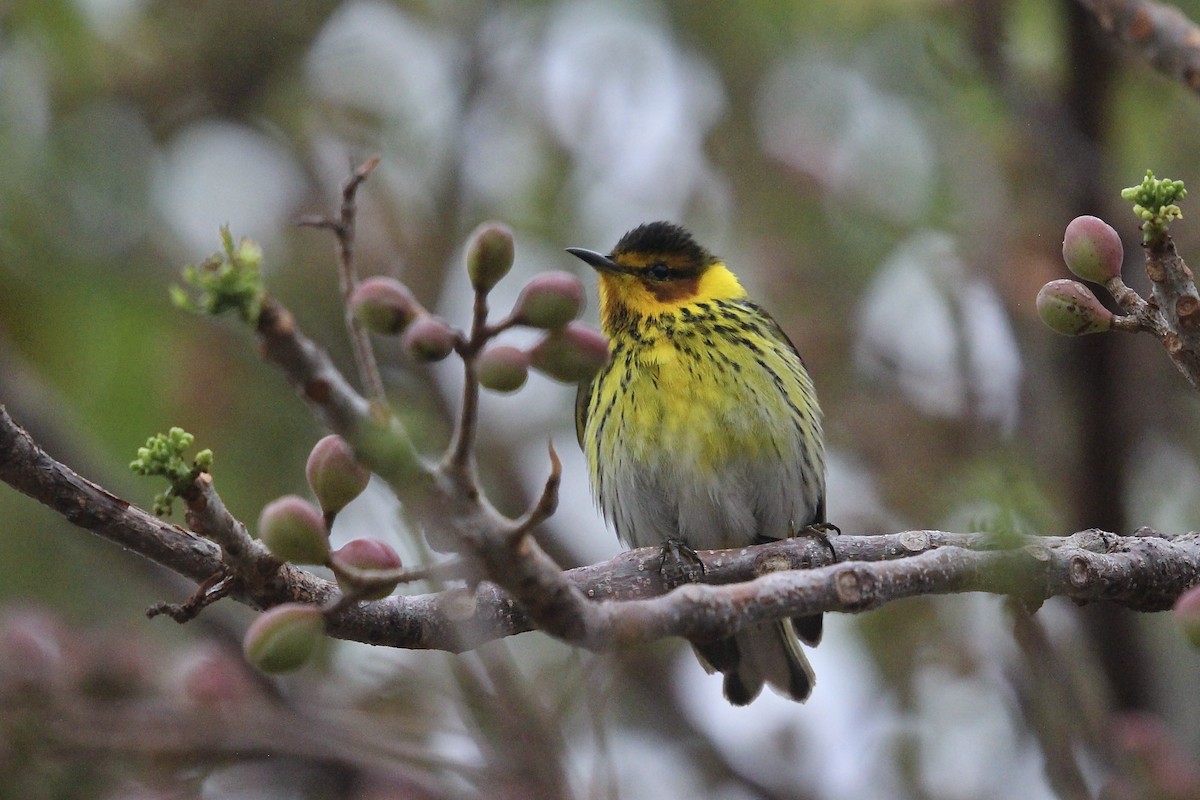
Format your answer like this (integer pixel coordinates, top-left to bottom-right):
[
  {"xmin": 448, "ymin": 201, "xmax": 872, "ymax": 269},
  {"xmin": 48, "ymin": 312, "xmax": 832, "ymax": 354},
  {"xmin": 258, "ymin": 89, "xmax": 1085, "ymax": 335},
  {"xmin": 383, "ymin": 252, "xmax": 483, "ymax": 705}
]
[
  {"xmin": 146, "ymin": 570, "xmax": 233, "ymax": 622},
  {"xmin": 445, "ymin": 285, "xmax": 492, "ymax": 477},
  {"xmin": 298, "ymin": 154, "xmax": 386, "ymax": 404},
  {"xmin": 506, "ymin": 441, "xmax": 561, "ymax": 542}
]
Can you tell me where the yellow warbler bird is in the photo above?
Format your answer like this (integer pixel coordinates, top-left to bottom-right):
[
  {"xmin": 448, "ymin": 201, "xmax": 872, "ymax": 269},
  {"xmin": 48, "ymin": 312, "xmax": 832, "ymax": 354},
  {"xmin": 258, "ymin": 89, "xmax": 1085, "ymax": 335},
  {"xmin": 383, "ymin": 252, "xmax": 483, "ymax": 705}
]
[{"xmin": 568, "ymin": 221, "xmax": 826, "ymax": 705}]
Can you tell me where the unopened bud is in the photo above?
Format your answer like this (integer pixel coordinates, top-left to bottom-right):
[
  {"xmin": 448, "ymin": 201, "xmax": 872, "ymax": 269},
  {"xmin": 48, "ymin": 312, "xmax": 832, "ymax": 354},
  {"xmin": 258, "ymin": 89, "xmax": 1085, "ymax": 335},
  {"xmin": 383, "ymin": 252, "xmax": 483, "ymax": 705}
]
[
  {"xmin": 512, "ymin": 271, "xmax": 585, "ymax": 329},
  {"xmin": 1036, "ymin": 279, "xmax": 1113, "ymax": 336},
  {"xmin": 178, "ymin": 646, "xmax": 259, "ymax": 707},
  {"xmin": 1063, "ymin": 215, "xmax": 1124, "ymax": 284},
  {"xmin": 350, "ymin": 277, "xmax": 422, "ymax": 335},
  {"xmin": 477, "ymin": 345, "xmax": 530, "ymax": 393},
  {"xmin": 242, "ymin": 604, "xmax": 324, "ymax": 674},
  {"xmin": 466, "ymin": 221, "xmax": 515, "ymax": 294},
  {"xmin": 257, "ymin": 496, "xmax": 329, "ymax": 565},
  {"xmin": 331, "ymin": 538, "xmax": 403, "ymax": 600},
  {"xmin": 234, "ymin": 238, "xmax": 263, "ymax": 270},
  {"xmin": 1175, "ymin": 585, "xmax": 1200, "ymax": 648},
  {"xmin": 401, "ymin": 315, "xmax": 457, "ymax": 362},
  {"xmin": 528, "ymin": 322, "xmax": 611, "ymax": 383},
  {"xmin": 306, "ymin": 435, "xmax": 370, "ymax": 516}
]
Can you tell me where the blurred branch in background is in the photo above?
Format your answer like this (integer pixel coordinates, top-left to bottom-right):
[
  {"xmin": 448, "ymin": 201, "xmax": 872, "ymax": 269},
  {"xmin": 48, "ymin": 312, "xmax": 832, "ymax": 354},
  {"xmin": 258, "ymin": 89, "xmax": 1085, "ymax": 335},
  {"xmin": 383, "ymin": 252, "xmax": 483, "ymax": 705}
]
[{"xmin": 1079, "ymin": 0, "xmax": 1200, "ymax": 95}]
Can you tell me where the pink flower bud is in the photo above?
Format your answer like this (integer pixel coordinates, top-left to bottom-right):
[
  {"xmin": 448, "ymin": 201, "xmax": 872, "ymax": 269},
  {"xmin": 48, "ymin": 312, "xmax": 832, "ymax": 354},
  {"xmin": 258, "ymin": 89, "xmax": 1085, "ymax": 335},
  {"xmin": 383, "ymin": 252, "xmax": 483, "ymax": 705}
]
[
  {"xmin": 1036, "ymin": 279, "xmax": 1114, "ymax": 336},
  {"xmin": 466, "ymin": 221, "xmax": 515, "ymax": 294},
  {"xmin": 1063, "ymin": 215, "xmax": 1124, "ymax": 284},
  {"xmin": 350, "ymin": 277, "xmax": 422, "ymax": 335},
  {"xmin": 528, "ymin": 322, "xmax": 611, "ymax": 383},
  {"xmin": 242, "ymin": 604, "xmax": 324, "ymax": 674},
  {"xmin": 331, "ymin": 538, "xmax": 403, "ymax": 600},
  {"xmin": 477, "ymin": 345, "xmax": 530, "ymax": 393},
  {"xmin": 177, "ymin": 646, "xmax": 260, "ymax": 707},
  {"xmin": 257, "ymin": 496, "xmax": 329, "ymax": 565},
  {"xmin": 401, "ymin": 314, "xmax": 457, "ymax": 362},
  {"xmin": 512, "ymin": 271, "xmax": 585, "ymax": 329},
  {"xmin": 306, "ymin": 435, "xmax": 370, "ymax": 516}
]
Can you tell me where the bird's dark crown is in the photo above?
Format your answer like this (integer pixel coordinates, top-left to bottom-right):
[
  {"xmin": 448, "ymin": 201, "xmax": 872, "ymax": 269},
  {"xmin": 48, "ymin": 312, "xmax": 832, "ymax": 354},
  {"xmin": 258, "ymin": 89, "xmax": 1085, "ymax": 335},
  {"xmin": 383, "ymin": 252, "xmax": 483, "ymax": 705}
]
[{"xmin": 610, "ymin": 222, "xmax": 714, "ymax": 268}]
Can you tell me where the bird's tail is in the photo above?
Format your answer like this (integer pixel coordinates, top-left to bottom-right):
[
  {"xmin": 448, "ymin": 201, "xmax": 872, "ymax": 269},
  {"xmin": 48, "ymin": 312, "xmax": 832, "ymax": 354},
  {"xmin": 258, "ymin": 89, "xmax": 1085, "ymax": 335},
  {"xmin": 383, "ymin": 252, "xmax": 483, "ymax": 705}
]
[{"xmin": 694, "ymin": 618, "xmax": 817, "ymax": 705}]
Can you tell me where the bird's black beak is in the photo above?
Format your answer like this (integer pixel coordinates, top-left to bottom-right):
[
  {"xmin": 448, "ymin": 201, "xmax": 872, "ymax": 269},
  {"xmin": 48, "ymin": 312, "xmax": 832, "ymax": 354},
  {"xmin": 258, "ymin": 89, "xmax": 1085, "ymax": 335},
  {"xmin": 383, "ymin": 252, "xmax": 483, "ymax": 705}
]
[{"xmin": 566, "ymin": 247, "xmax": 623, "ymax": 274}]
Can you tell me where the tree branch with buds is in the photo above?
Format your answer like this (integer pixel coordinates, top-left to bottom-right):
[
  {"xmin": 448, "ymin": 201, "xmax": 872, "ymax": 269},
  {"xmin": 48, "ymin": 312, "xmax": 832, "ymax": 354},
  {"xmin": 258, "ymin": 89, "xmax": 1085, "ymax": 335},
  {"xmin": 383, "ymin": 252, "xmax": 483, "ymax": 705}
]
[{"xmin": 4, "ymin": 161, "xmax": 1200, "ymax": 676}]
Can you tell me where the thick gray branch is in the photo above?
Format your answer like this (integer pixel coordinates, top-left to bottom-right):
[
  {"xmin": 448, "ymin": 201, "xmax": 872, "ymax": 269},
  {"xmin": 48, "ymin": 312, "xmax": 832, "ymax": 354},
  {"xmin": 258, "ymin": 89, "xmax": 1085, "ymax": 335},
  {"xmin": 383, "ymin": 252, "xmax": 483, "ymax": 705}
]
[{"xmin": 2, "ymin": 406, "xmax": 1197, "ymax": 652}]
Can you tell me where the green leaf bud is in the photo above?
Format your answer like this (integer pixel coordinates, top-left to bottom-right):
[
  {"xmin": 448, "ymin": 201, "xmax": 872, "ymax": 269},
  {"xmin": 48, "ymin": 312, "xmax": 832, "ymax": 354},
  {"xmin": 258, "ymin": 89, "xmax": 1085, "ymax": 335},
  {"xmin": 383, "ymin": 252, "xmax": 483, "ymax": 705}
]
[
  {"xmin": 129, "ymin": 427, "xmax": 212, "ymax": 517},
  {"xmin": 401, "ymin": 314, "xmax": 457, "ymax": 362},
  {"xmin": 173, "ymin": 227, "xmax": 265, "ymax": 324},
  {"xmin": 466, "ymin": 221, "xmax": 515, "ymax": 294},
  {"xmin": 331, "ymin": 538, "xmax": 403, "ymax": 600},
  {"xmin": 1062, "ymin": 216, "xmax": 1123, "ymax": 284},
  {"xmin": 350, "ymin": 277, "xmax": 422, "ymax": 335},
  {"xmin": 306, "ymin": 435, "xmax": 370, "ymax": 516},
  {"xmin": 477, "ymin": 345, "xmax": 530, "ymax": 393},
  {"xmin": 257, "ymin": 495, "xmax": 329, "ymax": 565},
  {"xmin": 512, "ymin": 271, "xmax": 586, "ymax": 329},
  {"xmin": 1122, "ymin": 170, "xmax": 1187, "ymax": 244},
  {"xmin": 528, "ymin": 322, "xmax": 611, "ymax": 383},
  {"xmin": 1175, "ymin": 585, "xmax": 1200, "ymax": 648},
  {"xmin": 242, "ymin": 603, "xmax": 324, "ymax": 674},
  {"xmin": 235, "ymin": 238, "xmax": 263, "ymax": 271},
  {"xmin": 1036, "ymin": 279, "xmax": 1114, "ymax": 336}
]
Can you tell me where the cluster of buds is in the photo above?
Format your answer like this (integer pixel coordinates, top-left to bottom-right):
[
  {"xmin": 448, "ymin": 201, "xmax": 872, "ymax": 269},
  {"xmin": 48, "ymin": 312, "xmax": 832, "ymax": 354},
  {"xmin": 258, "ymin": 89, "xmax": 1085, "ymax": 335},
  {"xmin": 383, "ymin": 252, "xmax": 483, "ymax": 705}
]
[
  {"xmin": 1038, "ymin": 173, "xmax": 1195, "ymax": 341},
  {"xmin": 244, "ymin": 434, "xmax": 402, "ymax": 673},
  {"xmin": 1036, "ymin": 215, "xmax": 1125, "ymax": 336},
  {"xmin": 347, "ymin": 222, "xmax": 608, "ymax": 389},
  {"xmin": 243, "ymin": 222, "xmax": 611, "ymax": 674}
]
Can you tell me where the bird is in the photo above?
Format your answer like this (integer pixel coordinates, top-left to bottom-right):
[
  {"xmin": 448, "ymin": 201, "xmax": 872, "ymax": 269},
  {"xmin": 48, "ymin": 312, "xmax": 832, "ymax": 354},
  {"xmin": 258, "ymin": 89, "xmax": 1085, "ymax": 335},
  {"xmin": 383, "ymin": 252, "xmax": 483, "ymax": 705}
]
[{"xmin": 568, "ymin": 221, "xmax": 826, "ymax": 705}]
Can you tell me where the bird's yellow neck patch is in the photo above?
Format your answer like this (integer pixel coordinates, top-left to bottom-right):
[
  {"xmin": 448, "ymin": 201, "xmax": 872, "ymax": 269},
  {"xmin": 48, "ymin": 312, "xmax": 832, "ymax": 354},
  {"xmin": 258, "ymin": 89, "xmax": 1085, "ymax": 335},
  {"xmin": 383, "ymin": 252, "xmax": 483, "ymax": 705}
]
[{"xmin": 598, "ymin": 261, "xmax": 746, "ymax": 331}]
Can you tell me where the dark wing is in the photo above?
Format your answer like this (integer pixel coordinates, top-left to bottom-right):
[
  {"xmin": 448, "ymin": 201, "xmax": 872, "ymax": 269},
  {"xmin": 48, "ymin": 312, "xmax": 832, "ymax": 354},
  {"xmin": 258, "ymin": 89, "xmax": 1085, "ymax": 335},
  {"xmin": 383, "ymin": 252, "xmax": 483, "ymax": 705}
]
[
  {"xmin": 574, "ymin": 376, "xmax": 595, "ymax": 450},
  {"xmin": 757, "ymin": 303, "xmax": 826, "ymax": 524},
  {"xmin": 749, "ymin": 302, "xmax": 827, "ymax": 647}
]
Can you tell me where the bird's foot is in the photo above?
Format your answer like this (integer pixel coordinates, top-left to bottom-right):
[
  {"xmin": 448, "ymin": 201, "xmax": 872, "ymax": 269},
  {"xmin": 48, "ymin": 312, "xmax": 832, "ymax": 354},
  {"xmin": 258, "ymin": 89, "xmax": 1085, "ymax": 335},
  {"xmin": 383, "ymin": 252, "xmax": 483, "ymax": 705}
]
[
  {"xmin": 793, "ymin": 521, "xmax": 840, "ymax": 564},
  {"xmin": 658, "ymin": 538, "xmax": 706, "ymax": 588}
]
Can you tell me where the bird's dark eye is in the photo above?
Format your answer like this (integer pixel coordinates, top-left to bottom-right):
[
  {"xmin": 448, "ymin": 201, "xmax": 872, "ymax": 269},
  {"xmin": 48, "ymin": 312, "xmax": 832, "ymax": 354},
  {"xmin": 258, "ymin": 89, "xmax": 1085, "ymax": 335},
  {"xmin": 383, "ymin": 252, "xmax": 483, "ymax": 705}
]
[{"xmin": 648, "ymin": 261, "xmax": 671, "ymax": 280}]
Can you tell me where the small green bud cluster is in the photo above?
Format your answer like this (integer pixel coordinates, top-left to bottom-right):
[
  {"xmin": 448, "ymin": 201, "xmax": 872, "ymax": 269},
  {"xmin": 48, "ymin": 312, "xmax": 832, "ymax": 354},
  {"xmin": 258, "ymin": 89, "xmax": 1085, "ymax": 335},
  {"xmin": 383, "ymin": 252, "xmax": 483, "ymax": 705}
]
[
  {"xmin": 1122, "ymin": 170, "xmax": 1187, "ymax": 242},
  {"xmin": 349, "ymin": 222, "xmax": 609, "ymax": 388},
  {"xmin": 172, "ymin": 226, "xmax": 266, "ymax": 324},
  {"xmin": 129, "ymin": 428, "xmax": 213, "ymax": 516}
]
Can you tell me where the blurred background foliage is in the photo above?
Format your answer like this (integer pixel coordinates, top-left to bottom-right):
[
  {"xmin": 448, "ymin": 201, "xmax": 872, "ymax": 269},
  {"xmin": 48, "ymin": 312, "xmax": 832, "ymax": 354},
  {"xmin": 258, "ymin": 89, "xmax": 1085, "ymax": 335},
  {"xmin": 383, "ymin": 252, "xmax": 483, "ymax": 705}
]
[{"xmin": 4, "ymin": 0, "xmax": 1200, "ymax": 798}]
